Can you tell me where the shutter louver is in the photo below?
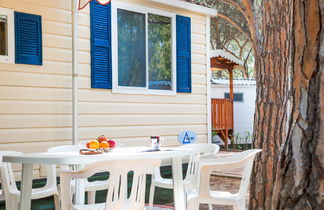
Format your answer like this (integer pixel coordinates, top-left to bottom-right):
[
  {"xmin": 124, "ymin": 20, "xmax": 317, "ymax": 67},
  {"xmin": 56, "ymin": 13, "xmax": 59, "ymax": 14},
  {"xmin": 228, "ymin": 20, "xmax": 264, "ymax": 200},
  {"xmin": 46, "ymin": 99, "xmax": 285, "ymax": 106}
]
[
  {"xmin": 90, "ymin": 1, "xmax": 112, "ymax": 89},
  {"xmin": 15, "ymin": 12, "xmax": 42, "ymax": 65},
  {"xmin": 176, "ymin": 15, "xmax": 191, "ymax": 93}
]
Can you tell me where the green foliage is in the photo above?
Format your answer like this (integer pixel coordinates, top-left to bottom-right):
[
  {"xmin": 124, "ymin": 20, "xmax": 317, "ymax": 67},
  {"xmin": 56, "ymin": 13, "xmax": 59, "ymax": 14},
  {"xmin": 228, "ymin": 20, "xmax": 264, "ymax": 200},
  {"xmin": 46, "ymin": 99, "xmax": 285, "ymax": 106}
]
[
  {"xmin": 148, "ymin": 14, "xmax": 172, "ymax": 89},
  {"xmin": 117, "ymin": 9, "xmax": 146, "ymax": 87}
]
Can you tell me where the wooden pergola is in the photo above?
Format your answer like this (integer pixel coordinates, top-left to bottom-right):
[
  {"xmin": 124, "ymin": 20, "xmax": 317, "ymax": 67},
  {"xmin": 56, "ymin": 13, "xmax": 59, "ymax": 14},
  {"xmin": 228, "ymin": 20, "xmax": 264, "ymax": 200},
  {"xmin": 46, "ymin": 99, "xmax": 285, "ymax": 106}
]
[{"xmin": 210, "ymin": 50, "xmax": 243, "ymax": 149}]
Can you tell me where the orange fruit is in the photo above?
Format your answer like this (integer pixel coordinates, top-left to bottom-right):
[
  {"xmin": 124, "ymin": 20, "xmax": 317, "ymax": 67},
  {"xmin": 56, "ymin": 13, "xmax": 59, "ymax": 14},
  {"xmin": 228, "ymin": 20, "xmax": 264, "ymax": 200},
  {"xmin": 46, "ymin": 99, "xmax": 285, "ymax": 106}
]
[
  {"xmin": 99, "ymin": 141, "xmax": 110, "ymax": 149},
  {"xmin": 89, "ymin": 140, "xmax": 99, "ymax": 149}
]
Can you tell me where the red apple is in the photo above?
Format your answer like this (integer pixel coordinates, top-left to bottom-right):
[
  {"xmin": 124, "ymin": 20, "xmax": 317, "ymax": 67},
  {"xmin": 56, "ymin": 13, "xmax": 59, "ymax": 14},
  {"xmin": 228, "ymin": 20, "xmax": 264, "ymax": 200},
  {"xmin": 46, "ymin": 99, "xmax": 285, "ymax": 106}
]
[
  {"xmin": 108, "ymin": 140, "xmax": 116, "ymax": 148},
  {"xmin": 97, "ymin": 135, "xmax": 107, "ymax": 143}
]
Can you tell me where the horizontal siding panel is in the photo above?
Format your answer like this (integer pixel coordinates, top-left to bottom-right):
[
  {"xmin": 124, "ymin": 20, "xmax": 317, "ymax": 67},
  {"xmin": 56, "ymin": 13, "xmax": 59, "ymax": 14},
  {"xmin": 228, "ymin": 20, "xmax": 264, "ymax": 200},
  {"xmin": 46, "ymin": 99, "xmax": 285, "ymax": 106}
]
[
  {"xmin": 0, "ymin": 115, "xmax": 72, "ymax": 128},
  {"xmin": 192, "ymin": 84, "xmax": 207, "ymax": 94},
  {"xmin": 0, "ymin": 115, "xmax": 206, "ymax": 129},
  {"xmin": 0, "ymin": 61, "xmax": 89, "ymax": 76},
  {"xmin": 44, "ymin": 34, "xmax": 90, "ymax": 51},
  {"xmin": 43, "ymin": 21, "xmax": 89, "ymax": 39},
  {"xmin": 0, "ymin": 86, "xmax": 71, "ymax": 101},
  {"xmin": 2, "ymin": 0, "xmax": 70, "ymax": 11},
  {"xmin": 192, "ymin": 34, "xmax": 205, "ymax": 45},
  {"xmin": 79, "ymin": 103, "xmax": 206, "ymax": 115},
  {"xmin": 0, "ymin": 101, "xmax": 206, "ymax": 114},
  {"xmin": 192, "ymin": 64, "xmax": 207, "ymax": 75},
  {"xmin": 192, "ymin": 74, "xmax": 207, "ymax": 85},
  {"xmin": 192, "ymin": 43, "xmax": 206, "ymax": 55},
  {"xmin": 0, "ymin": 86, "xmax": 206, "ymax": 104},
  {"xmin": 0, "ymin": 71, "xmax": 72, "ymax": 88},
  {"xmin": 79, "ymin": 115, "xmax": 207, "ymax": 127},
  {"xmin": 44, "ymin": 47, "xmax": 90, "ymax": 64},
  {"xmin": 192, "ymin": 54, "xmax": 206, "ymax": 65},
  {"xmin": 191, "ymin": 22, "xmax": 206, "ymax": 34}
]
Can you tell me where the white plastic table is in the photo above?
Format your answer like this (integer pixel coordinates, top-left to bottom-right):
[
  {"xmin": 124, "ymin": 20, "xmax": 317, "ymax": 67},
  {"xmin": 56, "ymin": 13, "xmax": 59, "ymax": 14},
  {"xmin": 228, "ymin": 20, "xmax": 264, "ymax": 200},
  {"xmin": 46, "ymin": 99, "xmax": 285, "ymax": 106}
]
[{"xmin": 3, "ymin": 147, "xmax": 193, "ymax": 210}]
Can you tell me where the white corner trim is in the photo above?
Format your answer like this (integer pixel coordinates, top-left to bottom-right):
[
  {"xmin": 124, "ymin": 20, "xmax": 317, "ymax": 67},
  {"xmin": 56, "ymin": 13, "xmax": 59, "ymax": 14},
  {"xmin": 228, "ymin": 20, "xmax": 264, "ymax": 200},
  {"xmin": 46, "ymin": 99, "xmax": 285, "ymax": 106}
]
[
  {"xmin": 147, "ymin": 0, "xmax": 217, "ymax": 16},
  {"xmin": 206, "ymin": 16, "xmax": 212, "ymax": 144}
]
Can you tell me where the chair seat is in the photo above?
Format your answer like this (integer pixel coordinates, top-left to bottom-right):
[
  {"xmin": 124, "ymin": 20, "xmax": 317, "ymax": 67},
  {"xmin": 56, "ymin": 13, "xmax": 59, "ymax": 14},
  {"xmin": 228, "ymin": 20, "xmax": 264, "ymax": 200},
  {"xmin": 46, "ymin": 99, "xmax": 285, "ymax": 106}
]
[
  {"xmin": 9, "ymin": 186, "xmax": 58, "ymax": 200},
  {"xmin": 210, "ymin": 190, "xmax": 239, "ymax": 200},
  {"xmin": 152, "ymin": 176, "xmax": 191, "ymax": 189},
  {"xmin": 73, "ymin": 203, "xmax": 147, "ymax": 210},
  {"xmin": 74, "ymin": 203, "xmax": 106, "ymax": 210}
]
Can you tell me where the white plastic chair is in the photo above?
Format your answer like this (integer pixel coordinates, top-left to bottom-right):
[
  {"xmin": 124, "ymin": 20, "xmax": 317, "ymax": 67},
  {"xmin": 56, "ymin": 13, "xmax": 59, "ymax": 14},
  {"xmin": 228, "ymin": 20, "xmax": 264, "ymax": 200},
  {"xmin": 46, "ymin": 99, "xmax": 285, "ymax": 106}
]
[
  {"xmin": 187, "ymin": 149, "xmax": 262, "ymax": 210},
  {"xmin": 149, "ymin": 143, "xmax": 220, "ymax": 207},
  {"xmin": 60, "ymin": 158, "xmax": 161, "ymax": 210},
  {"xmin": 0, "ymin": 151, "xmax": 59, "ymax": 210},
  {"xmin": 47, "ymin": 145, "xmax": 110, "ymax": 204}
]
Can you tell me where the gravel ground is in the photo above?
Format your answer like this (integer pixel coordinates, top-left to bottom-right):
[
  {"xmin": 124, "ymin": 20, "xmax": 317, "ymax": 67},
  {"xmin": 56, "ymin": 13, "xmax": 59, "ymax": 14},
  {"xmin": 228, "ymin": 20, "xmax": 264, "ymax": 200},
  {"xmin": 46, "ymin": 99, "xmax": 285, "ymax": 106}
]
[
  {"xmin": 199, "ymin": 175, "xmax": 245, "ymax": 210},
  {"xmin": 161, "ymin": 175, "xmax": 247, "ymax": 210}
]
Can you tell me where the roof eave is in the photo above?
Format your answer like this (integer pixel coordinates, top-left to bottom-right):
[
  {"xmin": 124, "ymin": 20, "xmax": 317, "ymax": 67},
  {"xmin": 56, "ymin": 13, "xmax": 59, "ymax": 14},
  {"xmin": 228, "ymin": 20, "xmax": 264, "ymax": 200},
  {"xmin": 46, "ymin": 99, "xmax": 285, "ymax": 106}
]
[{"xmin": 147, "ymin": 0, "xmax": 218, "ymax": 16}]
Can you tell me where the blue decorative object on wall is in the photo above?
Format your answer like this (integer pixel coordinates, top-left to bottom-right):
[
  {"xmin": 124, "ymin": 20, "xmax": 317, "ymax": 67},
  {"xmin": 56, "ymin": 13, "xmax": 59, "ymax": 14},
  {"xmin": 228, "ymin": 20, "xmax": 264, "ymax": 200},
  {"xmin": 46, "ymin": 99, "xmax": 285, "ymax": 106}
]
[
  {"xmin": 90, "ymin": 1, "xmax": 112, "ymax": 89},
  {"xmin": 15, "ymin": 12, "xmax": 42, "ymax": 65},
  {"xmin": 178, "ymin": 131, "xmax": 197, "ymax": 144},
  {"xmin": 176, "ymin": 15, "xmax": 191, "ymax": 93}
]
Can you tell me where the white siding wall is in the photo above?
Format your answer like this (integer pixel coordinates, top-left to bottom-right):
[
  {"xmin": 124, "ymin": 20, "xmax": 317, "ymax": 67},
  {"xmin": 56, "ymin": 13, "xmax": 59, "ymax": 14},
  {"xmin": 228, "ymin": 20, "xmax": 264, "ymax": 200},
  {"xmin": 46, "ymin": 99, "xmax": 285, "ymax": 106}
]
[
  {"xmin": 0, "ymin": 0, "xmax": 209, "ymax": 178},
  {"xmin": 211, "ymin": 84, "xmax": 256, "ymax": 141}
]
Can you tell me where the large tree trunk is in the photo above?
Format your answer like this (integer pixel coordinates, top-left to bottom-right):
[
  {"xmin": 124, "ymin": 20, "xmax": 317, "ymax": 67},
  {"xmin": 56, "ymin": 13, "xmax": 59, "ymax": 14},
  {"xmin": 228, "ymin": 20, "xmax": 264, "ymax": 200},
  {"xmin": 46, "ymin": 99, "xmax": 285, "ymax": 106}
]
[
  {"xmin": 249, "ymin": 0, "xmax": 323, "ymax": 209},
  {"xmin": 249, "ymin": 1, "xmax": 292, "ymax": 209},
  {"xmin": 272, "ymin": 0, "xmax": 323, "ymax": 209}
]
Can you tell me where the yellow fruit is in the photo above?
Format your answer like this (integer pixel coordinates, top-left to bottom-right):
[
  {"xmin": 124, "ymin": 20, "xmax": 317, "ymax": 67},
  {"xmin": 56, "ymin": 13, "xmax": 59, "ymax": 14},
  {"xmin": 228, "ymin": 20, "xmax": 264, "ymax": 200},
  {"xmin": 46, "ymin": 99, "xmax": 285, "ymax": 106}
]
[
  {"xmin": 99, "ymin": 141, "xmax": 110, "ymax": 149},
  {"xmin": 89, "ymin": 140, "xmax": 99, "ymax": 149}
]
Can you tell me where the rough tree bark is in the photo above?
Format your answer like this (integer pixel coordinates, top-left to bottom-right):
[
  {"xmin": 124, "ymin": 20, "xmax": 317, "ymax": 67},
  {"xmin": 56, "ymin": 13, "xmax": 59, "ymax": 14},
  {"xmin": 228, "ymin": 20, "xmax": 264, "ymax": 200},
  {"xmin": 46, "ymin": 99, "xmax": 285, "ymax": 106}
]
[
  {"xmin": 250, "ymin": 0, "xmax": 323, "ymax": 209},
  {"xmin": 271, "ymin": 0, "xmax": 323, "ymax": 209},
  {"xmin": 249, "ymin": 1, "xmax": 292, "ymax": 209}
]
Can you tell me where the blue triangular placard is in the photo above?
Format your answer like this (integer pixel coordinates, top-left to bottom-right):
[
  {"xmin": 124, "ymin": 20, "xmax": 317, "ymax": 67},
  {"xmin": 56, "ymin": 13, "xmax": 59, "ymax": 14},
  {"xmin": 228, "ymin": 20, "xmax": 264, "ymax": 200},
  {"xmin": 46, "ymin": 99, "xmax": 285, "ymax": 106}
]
[{"xmin": 183, "ymin": 132, "xmax": 190, "ymax": 143}]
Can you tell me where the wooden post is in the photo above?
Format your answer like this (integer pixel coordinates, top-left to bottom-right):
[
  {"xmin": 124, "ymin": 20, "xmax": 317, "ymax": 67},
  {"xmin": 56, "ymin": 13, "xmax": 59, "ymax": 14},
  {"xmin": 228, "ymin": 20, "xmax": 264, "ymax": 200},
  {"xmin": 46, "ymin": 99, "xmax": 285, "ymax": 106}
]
[{"xmin": 229, "ymin": 67, "xmax": 234, "ymax": 101}]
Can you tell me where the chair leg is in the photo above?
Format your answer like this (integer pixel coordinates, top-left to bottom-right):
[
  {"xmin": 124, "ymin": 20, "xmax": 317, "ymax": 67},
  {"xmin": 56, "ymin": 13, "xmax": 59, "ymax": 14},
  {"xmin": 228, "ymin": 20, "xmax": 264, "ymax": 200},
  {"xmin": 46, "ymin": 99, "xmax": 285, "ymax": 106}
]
[
  {"xmin": 234, "ymin": 201, "xmax": 246, "ymax": 210},
  {"xmin": 208, "ymin": 203, "xmax": 213, "ymax": 210},
  {"xmin": 7, "ymin": 195, "xmax": 19, "ymax": 210},
  {"xmin": 186, "ymin": 197, "xmax": 199, "ymax": 210},
  {"xmin": 87, "ymin": 191, "xmax": 96, "ymax": 204},
  {"xmin": 54, "ymin": 193, "xmax": 60, "ymax": 210},
  {"xmin": 148, "ymin": 183, "xmax": 155, "ymax": 208}
]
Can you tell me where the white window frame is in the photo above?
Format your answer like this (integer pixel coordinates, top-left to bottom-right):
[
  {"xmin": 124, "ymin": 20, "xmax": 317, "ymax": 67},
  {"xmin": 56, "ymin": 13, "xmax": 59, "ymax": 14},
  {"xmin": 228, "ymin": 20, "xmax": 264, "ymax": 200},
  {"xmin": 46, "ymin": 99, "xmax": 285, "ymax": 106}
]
[
  {"xmin": 111, "ymin": 1, "xmax": 177, "ymax": 95},
  {"xmin": 0, "ymin": 8, "xmax": 14, "ymax": 64}
]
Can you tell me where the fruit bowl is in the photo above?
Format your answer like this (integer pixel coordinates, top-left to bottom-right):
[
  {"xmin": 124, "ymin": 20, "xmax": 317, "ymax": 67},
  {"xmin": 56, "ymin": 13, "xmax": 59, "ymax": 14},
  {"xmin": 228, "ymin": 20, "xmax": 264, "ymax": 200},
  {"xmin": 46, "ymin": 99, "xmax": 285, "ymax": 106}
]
[{"xmin": 83, "ymin": 135, "xmax": 117, "ymax": 154}]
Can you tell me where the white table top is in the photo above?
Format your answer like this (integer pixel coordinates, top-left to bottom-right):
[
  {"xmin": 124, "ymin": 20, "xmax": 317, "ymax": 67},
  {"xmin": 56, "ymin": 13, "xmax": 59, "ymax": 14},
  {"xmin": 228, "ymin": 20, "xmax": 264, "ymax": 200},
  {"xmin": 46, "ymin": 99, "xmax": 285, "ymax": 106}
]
[{"xmin": 3, "ymin": 147, "xmax": 194, "ymax": 165}]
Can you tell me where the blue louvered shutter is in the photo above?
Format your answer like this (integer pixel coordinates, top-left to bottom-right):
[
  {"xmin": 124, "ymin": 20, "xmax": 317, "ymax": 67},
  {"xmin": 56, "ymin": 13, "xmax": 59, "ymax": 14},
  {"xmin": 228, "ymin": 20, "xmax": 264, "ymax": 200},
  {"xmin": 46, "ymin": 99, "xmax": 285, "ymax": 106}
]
[
  {"xmin": 15, "ymin": 12, "xmax": 42, "ymax": 65},
  {"xmin": 176, "ymin": 15, "xmax": 191, "ymax": 93},
  {"xmin": 90, "ymin": 1, "xmax": 112, "ymax": 89}
]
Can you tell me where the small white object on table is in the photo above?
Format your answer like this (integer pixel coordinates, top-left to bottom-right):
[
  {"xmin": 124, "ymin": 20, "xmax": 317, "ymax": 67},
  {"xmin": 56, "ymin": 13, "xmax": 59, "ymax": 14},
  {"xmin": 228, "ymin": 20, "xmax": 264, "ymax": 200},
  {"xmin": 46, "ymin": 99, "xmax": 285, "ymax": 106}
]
[{"xmin": 3, "ymin": 146, "xmax": 194, "ymax": 210}]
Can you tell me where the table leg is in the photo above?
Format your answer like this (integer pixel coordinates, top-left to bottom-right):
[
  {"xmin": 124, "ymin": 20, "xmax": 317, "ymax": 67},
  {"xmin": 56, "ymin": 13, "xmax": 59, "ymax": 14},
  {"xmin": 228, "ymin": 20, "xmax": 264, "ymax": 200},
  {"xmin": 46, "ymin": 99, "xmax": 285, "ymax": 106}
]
[
  {"xmin": 74, "ymin": 165, "xmax": 85, "ymax": 205},
  {"xmin": 19, "ymin": 163, "xmax": 33, "ymax": 210},
  {"xmin": 171, "ymin": 157, "xmax": 186, "ymax": 210}
]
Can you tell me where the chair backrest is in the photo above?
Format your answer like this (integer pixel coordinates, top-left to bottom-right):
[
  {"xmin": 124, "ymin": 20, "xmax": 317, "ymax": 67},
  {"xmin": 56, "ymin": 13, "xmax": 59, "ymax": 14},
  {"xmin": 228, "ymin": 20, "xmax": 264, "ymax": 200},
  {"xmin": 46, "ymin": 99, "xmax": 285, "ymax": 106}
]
[
  {"xmin": 0, "ymin": 151, "xmax": 24, "ymax": 195},
  {"xmin": 60, "ymin": 159, "xmax": 161, "ymax": 210},
  {"xmin": 198, "ymin": 149, "xmax": 261, "ymax": 199},
  {"xmin": 46, "ymin": 145, "xmax": 83, "ymax": 187},
  {"xmin": 180, "ymin": 144, "xmax": 220, "ymax": 185}
]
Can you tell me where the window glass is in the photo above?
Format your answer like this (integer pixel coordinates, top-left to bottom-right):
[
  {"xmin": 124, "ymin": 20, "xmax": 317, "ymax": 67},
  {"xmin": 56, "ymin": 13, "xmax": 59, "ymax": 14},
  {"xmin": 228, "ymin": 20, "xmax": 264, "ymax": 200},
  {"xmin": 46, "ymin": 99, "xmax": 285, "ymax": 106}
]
[
  {"xmin": 117, "ymin": 9, "xmax": 146, "ymax": 88},
  {"xmin": 148, "ymin": 14, "xmax": 172, "ymax": 90},
  {"xmin": 225, "ymin": 93, "xmax": 244, "ymax": 102},
  {"xmin": 0, "ymin": 15, "xmax": 7, "ymax": 56}
]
